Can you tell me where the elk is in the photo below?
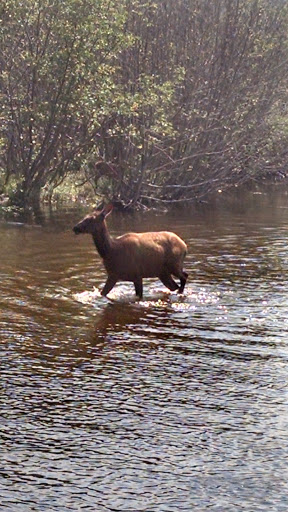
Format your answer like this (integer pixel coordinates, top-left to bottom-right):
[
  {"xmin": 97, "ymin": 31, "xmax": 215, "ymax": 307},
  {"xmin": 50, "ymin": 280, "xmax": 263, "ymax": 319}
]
[{"xmin": 73, "ymin": 203, "xmax": 188, "ymax": 299}]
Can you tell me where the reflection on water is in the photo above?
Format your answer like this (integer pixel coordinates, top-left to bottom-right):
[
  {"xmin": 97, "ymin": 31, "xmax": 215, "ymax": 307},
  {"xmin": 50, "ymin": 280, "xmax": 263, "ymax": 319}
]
[{"xmin": 1, "ymin": 190, "xmax": 288, "ymax": 511}]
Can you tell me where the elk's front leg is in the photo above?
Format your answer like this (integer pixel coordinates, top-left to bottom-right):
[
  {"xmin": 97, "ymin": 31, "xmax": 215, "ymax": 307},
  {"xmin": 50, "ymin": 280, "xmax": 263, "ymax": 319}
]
[
  {"xmin": 101, "ymin": 276, "xmax": 117, "ymax": 297},
  {"xmin": 134, "ymin": 278, "xmax": 143, "ymax": 299}
]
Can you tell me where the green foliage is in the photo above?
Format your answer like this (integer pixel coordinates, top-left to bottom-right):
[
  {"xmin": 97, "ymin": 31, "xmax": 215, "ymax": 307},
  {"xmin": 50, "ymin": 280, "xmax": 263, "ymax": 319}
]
[
  {"xmin": 1, "ymin": 0, "xmax": 288, "ymax": 208},
  {"xmin": 0, "ymin": 0, "xmax": 128, "ymax": 205}
]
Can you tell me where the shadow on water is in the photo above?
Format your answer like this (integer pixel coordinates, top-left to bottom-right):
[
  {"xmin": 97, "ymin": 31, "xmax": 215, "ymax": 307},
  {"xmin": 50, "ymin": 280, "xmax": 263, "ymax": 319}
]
[{"xmin": 1, "ymin": 189, "xmax": 288, "ymax": 511}]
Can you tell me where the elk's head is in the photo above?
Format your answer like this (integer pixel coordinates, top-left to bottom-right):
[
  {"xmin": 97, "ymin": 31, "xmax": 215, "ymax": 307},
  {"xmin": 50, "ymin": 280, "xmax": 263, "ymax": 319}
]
[{"xmin": 73, "ymin": 203, "xmax": 113, "ymax": 235}]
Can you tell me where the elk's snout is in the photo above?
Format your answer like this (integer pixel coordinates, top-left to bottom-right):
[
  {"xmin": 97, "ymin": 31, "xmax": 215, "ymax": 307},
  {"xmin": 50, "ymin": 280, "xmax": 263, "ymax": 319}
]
[{"xmin": 73, "ymin": 225, "xmax": 82, "ymax": 234}]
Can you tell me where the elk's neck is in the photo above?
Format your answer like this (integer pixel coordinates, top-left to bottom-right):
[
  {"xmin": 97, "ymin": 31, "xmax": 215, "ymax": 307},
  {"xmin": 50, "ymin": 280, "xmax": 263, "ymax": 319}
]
[{"xmin": 92, "ymin": 225, "xmax": 112, "ymax": 259}]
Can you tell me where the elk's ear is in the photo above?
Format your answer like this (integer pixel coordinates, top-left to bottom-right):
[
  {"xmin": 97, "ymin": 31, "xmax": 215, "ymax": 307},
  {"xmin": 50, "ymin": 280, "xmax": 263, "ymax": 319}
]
[
  {"xmin": 101, "ymin": 203, "xmax": 113, "ymax": 218},
  {"xmin": 94, "ymin": 201, "xmax": 105, "ymax": 212}
]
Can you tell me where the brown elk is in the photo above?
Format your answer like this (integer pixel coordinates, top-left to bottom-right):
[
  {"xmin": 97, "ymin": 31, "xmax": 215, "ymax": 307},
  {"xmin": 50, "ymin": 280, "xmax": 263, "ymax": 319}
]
[{"xmin": 73, "ymin": 204, "xmax": 188, "ymax": 299}]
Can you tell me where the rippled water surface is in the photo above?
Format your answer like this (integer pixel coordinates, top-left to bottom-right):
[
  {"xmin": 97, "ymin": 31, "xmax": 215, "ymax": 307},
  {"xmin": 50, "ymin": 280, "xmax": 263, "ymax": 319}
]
[{"xmin": 1, "ymin": 191, "xmax": 288, "ymax": 511}]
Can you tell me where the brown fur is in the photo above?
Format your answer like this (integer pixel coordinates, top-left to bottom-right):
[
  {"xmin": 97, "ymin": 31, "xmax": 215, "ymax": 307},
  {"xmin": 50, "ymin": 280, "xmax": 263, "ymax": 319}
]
[{"xmin": 73, "ymin": 204, "xmax": 188, "ymax": 299}]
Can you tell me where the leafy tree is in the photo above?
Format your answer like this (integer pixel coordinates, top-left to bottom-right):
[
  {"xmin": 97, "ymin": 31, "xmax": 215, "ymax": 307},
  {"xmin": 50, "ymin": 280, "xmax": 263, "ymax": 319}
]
[
  {"xmin": 1, "ymin": 0, "xmax": 288, "ymax": 209},
  {"xmin": 117, "ymin": 0, "xmax": 288, "ymax": 205},
  {"xmin": 0, "ymin": 0, "xmax": 128, "ymax": 207}
]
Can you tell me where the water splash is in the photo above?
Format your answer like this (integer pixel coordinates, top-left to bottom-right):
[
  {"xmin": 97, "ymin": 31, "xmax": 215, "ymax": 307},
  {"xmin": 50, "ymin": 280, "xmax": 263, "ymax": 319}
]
[{"xmin": 73, "ymin": 286, "xmax": 102, "ymax": 304}]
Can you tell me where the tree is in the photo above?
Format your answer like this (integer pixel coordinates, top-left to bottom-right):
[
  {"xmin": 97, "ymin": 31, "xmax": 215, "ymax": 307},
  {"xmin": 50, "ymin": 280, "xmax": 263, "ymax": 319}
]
[
  {"xmin": 0, "ymin": 0, "xmax": 128, "ymax": 208},
  {"xmin": 114, "ymin": 0, "xmax": 288, "ymax": 205},
  {"xmin": 1, "ymin": 0, "xmax": 288, "ymax": 210}
]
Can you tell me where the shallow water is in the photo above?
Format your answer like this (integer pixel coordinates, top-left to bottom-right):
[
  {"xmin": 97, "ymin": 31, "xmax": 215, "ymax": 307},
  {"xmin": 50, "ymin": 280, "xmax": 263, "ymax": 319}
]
[{"xmin": 1, "ymin": 191, "xmax": 288, "ymax": 511}]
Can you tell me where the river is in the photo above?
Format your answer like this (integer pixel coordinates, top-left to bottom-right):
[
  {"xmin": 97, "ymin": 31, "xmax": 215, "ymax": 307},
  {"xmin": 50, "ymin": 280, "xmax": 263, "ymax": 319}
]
[{"xmin": 1, "ymin": 189, "xmax": 288, "ymax": 511}]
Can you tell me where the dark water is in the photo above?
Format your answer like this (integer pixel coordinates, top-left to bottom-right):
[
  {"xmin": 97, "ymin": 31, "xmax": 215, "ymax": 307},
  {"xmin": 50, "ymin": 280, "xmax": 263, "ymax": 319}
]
[{"xmin": 1, "ymin": 191, "xmax": 288, "ymax": 511}]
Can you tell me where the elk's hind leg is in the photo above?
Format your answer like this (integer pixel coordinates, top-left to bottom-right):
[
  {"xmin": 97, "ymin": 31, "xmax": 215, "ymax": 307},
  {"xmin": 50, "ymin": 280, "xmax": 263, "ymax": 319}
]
[
  {"xmin": 160, "ymin": 273, "xmax": 179, "ymax": 292},
  {"xmin": 178, "ymin": 270, "xmax": 188, "ymax": 294}
]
